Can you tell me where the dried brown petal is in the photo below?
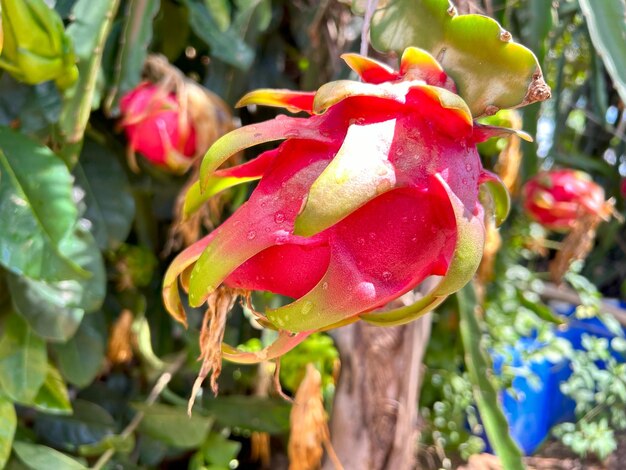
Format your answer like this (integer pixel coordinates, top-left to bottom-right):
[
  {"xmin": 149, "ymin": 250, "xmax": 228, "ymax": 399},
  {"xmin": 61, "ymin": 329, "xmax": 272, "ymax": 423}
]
[
  {"xmin": 549, "ymin": 212, "xmax": 601, "ymax": 283},
  {"xmin": 188, "ymin": 286, "xmax": 239, "ymax": 415},
  {"xmin": 288, "ymin": 364, "xmax": 343, "ymax": 470},
  {"xmin": 107, "ymin": 309, "xmax": 134, "ymax": 365},
  {"xmin": 251, "ymin": 432, "xmax": 271, "ymax": 468}
]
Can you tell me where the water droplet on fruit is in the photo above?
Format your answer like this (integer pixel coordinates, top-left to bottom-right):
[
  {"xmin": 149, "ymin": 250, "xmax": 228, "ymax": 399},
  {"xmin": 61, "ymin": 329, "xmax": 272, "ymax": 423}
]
[
  {"xmin": 382, "ymin": 271, "xmax": 392, "ymax": 281},
  {"xmin": 322, "ymin": 282, "xmax": 329, "ymax": 290},
  {"xmin": 274, "ymin": 212, "xmax": 285, "ymax": 224},
  {"xmin": 357, "ymin": 237, "xmax": 365, "ymax": 245},
  {"xmin": 465, "ymin": 163, "xmax": 472, "ymax": 172},
  {"xmin": 247, "ymin": 230, "xmax": 256, "ymax": 240},
  {"xmin": 302, "ymin": 301, "xmax": 314, "ymax": 316},
  {"xmin": 462, "ymin": 178, "xmax": 468, "ymax": 185}
]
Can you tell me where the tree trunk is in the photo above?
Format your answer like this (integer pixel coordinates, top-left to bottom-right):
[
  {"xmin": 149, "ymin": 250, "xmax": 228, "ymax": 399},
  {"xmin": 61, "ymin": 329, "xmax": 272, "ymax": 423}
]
[{"xmin": 324, "ymin": 313, "xmax": 432, "ymax": 470}]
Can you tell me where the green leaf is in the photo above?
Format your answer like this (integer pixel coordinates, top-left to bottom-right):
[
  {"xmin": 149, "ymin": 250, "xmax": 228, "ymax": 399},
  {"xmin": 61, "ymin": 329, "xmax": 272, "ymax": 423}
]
[
  {"xmin": 7, "ymin": 223, "xmax": 106, "ymax": 342},
  {"xmin": 202, "ymin": 432, "xmax": 241, "ymax": 467},
  {"xmin": 204, "ymin": 0, "xmax": 231, "ymax": 32},
  {"xmin": 0, "ymin": 76, "xmax": 62, "ymax": 136},
  {"xmin": 579, "ymin": 0, "xmax": 626, "ymax": 104},
  {"xmin": 78, "ymin": 433, "xmax": 135, "ymax": 457},
  {"xmin": 0, "ymin": 313, "xmax": 48, "ymax": 403},
  {"xmin": 457, "ymin": 284, "xmax": 524, "ymax": 470},
  {"xmin": 12, "ymin": 441, "xmax": 87, "ymax": 470},
  {"xmin": 105, "ymin": 0, "xmax": 161, "ymax": 114},
  {"xmin": 134, "ymin": 403, "xmax": 212, "ymax": 449},
  {"xmin": 0, "ymin": 127, "xmax": 86, "ymax": 281},
  {"xmin": 7, "ymin": 272, "xmax": 83, "ymax": 342},
  {"xmin": 34, "ymin": 399, "xmax": 116, "ymax": 451},
  {"xmin": 73, "ymin": 139, "xmax": 135, "ymax": 250},
  {"xmin": 517, "ymin": 291, "xmax": 564, "ymax": 326},
  {"xmin": 203, "ymin": 396, "xmax": 291, "ymax": 434},
  {"xmin": 184, "ymin": 0, "xmax": 255, "ymax": 70},
  {"xmin": 0, "ymin": 396, "xmax": 16, "ymax": 468},
  {"xmin": 31, "ymin": 365, "xmax": 72, "ymax": 415},
  {"xmin": 53, "ymin": 312, "xmax": 105, "ymax": 387},
  {"xmin": 370, "ymin": 0, "xmax": 550, "ymax": 116}
]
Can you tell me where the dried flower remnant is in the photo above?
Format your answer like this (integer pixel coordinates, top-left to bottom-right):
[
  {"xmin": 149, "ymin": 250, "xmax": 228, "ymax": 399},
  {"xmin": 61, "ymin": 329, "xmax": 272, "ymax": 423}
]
[{"xmin": 288, "ymin": 364, "xmax": 342, "ymax": 470}]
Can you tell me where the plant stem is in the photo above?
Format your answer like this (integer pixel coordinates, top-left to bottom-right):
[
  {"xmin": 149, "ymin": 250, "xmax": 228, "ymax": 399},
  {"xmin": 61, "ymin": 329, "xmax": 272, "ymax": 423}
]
[
  {"xmin": 536, "ymin": 283, "xmax": 626, "ymax": 326},
  {"xmin": 59, "ymin": 0, "xmax": 121, "ymax": 168},
  {"xmin": 360, "ymin": 0, "xmax": 379, "ymax": 56},
  {"xmin": 91, "ymin": 352, "xmax": 186, "ymax": 470}
]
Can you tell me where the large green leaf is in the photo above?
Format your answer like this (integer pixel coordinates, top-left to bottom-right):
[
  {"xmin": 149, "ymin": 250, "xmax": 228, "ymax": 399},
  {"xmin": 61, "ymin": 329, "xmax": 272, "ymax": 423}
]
[
  {"xmin": 0, "ymin": 127, "xmax": 86, "ymax": 281},
  {"xmin": 370, "ymin": 0, "xmax": 550, "ymax": 116},
  {"xmin": 0, "ymin": 396, "xmax": 16, "ymax": 468},
  {"xmin": 31, "ymin": 365, "xmax": 72, "ymax": 415},
  {"xmin": 52, "ymin": 312, "xmax": 105, "ymax": 387},
  {"xmin": 457, "ymin": 284, "xmax": 524, "ymax": 470},
  {"xmin": 7, "ymin": 224, "xmax": 106, "ymax": 342},
  {"xmin": 105, "ymin": 0, "xmax": 161, "ymax": 114},
  {"xmin": 7, "ymin": 271, "xmax": 83, "ymax": 342},
  {"xmin": 579, "ymin": 0, "xmax": 626, "ymax": 104},
  {"xmin": 0, "ymin": 313, "xmax": 48, "ymax": 403},
  {"xmin": 0, "ymin": 75, "xmax": 62, "ymax": 136},
  {"xmin": 34, "ymin": 399, "xmax": 115, "ymax": 451},
  {"xmin": 184, "ymin": 0, "xmax": 255, "ymax": 70},
  {"xmin": 134, "ymin": 403, "xmax": 212, "ymax": 449},
  {"xmin": 203, "ymin": 396, "xmax": 291, "ymax": 434},
  {"xmin": 73, "ymin": 139, "xmax": 135, "ymax": 250},
  {"xmin": 12, "ymin": 441, "xmax": 86, "ymax": 470}
]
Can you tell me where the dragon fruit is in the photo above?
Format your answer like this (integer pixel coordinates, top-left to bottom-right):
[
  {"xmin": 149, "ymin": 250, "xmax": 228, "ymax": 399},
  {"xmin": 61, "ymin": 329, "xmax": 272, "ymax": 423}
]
[
  {"xmin": 120, "ymin": 82, "xmax": 196, "ymax": 171},
  {"xmin": 163, "ymin": 47, "xmax": 539, "ymax": 362},
  {"xmin": 523, "ymin": 169, "xmax": 612, "ymax": 231}
]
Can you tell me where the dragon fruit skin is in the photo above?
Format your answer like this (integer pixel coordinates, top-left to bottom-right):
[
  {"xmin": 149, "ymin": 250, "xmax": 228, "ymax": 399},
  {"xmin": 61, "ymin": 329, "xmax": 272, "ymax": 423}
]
[
  {"xmin": 163, "ymin": 48, "xmax": 522, "ymax": 361},
  {"xmin": 120, "ymin": 82, "xmax": 196, "ymax": 168},
  {"xmin": 523, "ymin": 169, "xmax": 608, "ymax": 231}
]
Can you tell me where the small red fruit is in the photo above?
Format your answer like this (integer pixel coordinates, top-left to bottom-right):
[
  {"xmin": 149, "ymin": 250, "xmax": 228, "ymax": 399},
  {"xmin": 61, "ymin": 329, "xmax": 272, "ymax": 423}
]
[
  {"xmin": 523, "ymin": 169, "xmax": 610, "ymax": 231},
  {"xmin": 119, "ymin": 82, "xmax": 196, "ymax": 171}
]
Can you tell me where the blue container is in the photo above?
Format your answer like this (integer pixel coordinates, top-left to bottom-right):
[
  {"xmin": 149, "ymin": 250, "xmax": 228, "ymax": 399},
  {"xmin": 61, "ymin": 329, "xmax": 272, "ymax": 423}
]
[{"xmin": 489, "ymin": 300, "xmax": 626, "ymax": 455}]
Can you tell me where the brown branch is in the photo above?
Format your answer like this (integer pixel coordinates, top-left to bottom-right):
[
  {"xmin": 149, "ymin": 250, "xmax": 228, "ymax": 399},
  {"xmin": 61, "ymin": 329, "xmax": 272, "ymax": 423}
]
[
  {"xmin": 537, "ymin": 283, "xmax": 626, "ymax": 326},
  {"xmin": 91, "ymin": 353, "xmax": 187, "ymax": 470}
]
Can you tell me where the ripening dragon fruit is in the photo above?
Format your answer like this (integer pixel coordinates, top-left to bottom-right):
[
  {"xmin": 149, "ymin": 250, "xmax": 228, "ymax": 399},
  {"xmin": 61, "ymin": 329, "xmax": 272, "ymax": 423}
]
[
  {"xmin": 120, "ymin": 82, "xmax": 196, "ymax": 170},
  {"xmin": 163, "ymin": 47, "xmax": 534, "ymax": 361},
  {"xmin": 523, "ymin": 169, "xmax": 611, "ymax": 231}
]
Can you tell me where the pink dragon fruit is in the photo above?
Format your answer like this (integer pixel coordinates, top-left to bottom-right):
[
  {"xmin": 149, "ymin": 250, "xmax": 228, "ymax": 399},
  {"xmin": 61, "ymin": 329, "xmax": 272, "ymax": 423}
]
[
  {"xmin": 523, "ymin": 169, "xmax": 611, "ymax": 231},
  {"xmin": 120, "ymin": 82, "xmax": 196, "ymax": 171},
  {"xmin": 163, "ymin": 47, "xmax": 533, "ymax": 362}
]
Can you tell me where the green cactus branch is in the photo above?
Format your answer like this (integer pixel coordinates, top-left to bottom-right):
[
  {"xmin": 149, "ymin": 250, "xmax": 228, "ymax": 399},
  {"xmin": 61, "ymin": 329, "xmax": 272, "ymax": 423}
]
[
  {"xmin": 58, "ymin": 0, "xmax": 122, "ymax": 168},
  {"xmin": 458, "ymin": 283, "xmax": 525, "ymax": 470}
]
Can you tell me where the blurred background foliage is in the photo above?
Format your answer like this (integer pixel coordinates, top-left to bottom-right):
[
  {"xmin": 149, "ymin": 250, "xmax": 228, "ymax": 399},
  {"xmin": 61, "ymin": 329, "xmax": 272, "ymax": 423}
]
[{"xmin": 0, "ymin": 0, "xmax": 624, "ymax": 469}]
